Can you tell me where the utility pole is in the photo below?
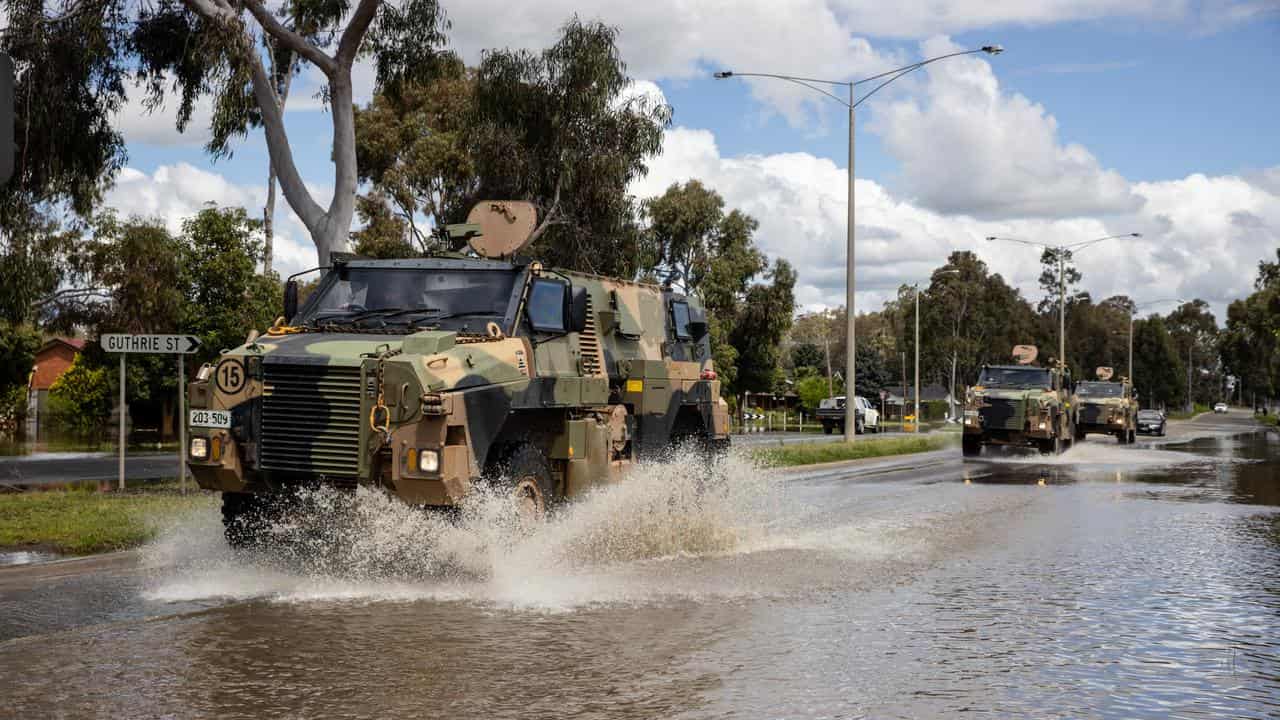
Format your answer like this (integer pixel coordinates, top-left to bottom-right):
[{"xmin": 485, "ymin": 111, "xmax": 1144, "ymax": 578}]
[{"xmin": 914, "ymin": 285, "xmax": 921, "ymax": 433}]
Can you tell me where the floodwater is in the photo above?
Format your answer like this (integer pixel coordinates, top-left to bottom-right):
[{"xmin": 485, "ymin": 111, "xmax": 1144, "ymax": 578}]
[{"xmin": 1, "ymin": 415, "xmax": 1277, "ymax": 718}]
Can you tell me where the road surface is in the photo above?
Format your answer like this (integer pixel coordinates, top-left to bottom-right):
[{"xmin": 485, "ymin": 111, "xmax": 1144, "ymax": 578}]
[
  {"xmin": 0, "ymin": 450, "xmax": 177, "ymax": 486},
  {"xmin": 1, "ymin": 411, "xmax": 1275, "ymax": 718}
]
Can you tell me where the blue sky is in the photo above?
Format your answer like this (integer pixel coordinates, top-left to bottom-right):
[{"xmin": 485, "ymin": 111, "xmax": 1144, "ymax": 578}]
[{"xmin": 108, "ymin": 1, "xmax": 1280, "ymax": 317}]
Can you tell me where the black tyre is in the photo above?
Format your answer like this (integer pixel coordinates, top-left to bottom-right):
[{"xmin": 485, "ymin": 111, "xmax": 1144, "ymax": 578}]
[
  {"xmin": 498, "ymin": 443, "xmax": 555, "ymax": 522},
  {"xmin": 962, "ymin": 436, "xmax": 983, "ymax": 457},
  {"xmin": 822, "ymin": 423, "xmax": 833, "ymax": 435}
]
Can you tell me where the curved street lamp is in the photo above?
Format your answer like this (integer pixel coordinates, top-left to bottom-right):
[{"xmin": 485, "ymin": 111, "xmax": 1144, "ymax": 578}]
[
  {"xmin": 715, "ymin": 45, "xmax": 1003, "ymax": 442},
  {"xmin": 985, "ymin": 233, "xmax": 1141, "ymax": 375}
]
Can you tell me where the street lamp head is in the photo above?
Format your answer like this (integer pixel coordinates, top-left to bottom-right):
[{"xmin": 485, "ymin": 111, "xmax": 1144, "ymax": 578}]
[
  {"xmin": 984, "ymin": 236, "xmax": 998, "ymax": 242},
  {"xmin": 713, "ymin": 71, "xmax": 733, "ymax": 79},
  {"xmin": 981, "ymin": 45, "xmax": 1004, "ymax": 55},
  {"xmin": 1129, "ymin": 232, "xmax": 1142, "ymax": 238}
]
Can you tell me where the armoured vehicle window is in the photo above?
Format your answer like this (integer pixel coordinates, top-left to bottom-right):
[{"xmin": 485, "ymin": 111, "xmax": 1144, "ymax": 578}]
[
  {"xmin": 672, "ymin": 300, "xmax": 693, "ymax": 340},
  {"xmin": 978, "ymin": 366, "xmax": 1052, "ymax": 388},
  {"xmin": 527, "ymin": 278, "xmax": 568, "ymax": 333},
  {"xmin": 298, "ymin": 267, "xmax": 517, "ymax": 330},
  {"xmin": 1076, "ymin": 382, "xmax": 1123, "ymax": 398}
]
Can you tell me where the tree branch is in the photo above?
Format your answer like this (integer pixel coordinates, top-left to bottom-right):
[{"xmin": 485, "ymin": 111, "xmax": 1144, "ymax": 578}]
[
  {"xmin": 527, "ymin": 177, "xmax": 563, "ymax": 245},
  {"xmin": 241, "ymin": 0, "xmax": 337, "ymax": 76},
  {"xmin": 336, "ymin": 0, "xmax": 380, "ymax": 68}
]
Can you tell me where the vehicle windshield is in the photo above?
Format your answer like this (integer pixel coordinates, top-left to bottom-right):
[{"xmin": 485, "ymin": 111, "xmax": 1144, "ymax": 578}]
[
  {"xmin": 297, "ymin": 266, "xmax": 518, "ymax": 332},
  {"xmin": 1137, "ymin": 410, "xmax": 1162, "ymax": 419},
  {"xmin": 978, "ymin": 366, "xmax": 1052, "ymax": 389},
  {"xmin": 1076, "ymin": 382, "xmax": 1124, "ymax": 398}
]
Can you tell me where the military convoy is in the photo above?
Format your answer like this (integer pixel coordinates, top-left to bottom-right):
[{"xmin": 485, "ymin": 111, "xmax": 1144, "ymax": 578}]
[
  {"xmin": 186, "ymin": 201, "xmax": 730, "ymax": 545},
  {"xmin": 962, "ymin": 345, "xmax": 1075, "ymax": 457},
  {"xmin": 1072, "ymin": 367, "xmax": 1137, "ymax": 444}
]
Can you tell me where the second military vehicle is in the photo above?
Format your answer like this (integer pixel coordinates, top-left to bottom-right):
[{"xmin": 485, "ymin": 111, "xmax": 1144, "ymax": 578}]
[
  {"xmin": 1073, "ymin": 367, "xmax": 1136, "ymax": 444},
  {"xmin": 185, "ymin": 201, "xmax": 731, "ymax": 545},
  {"xmin": 963, "ymin": 345, "xmax": 1074, "ymax": 457}
]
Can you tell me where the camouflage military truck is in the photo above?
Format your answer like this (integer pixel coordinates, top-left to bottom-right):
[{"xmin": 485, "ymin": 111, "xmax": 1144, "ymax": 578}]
[
  {"xmin": 185, "ymin": 201, "xmax": 730, "ymax": 545},
  {"xmin": 962, "ymin": 345, "xmax": 1075, "ymax": 457},
  {"xmin": 1072, "ymin": 367, "xmax": 1136, "ymax": 444}
]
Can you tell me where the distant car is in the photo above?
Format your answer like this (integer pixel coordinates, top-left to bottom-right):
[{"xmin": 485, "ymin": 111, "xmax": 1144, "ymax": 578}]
[
  {"xmin": 1214, "ymin": 402, "xmax": 1228, "ymax": 414},
  {"xmin": 1135, "ymin": 409, "xmax": 1166, "ymax": 436}
]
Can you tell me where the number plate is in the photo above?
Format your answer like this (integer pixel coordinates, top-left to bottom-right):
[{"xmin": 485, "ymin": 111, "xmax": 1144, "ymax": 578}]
[
  {"xmin": 964, "ymin": 410, "xmax": 979, "ymax": 417},
  {"xmin": 189, "ymin": 409, "xmax": 231, "ymax": 428}
]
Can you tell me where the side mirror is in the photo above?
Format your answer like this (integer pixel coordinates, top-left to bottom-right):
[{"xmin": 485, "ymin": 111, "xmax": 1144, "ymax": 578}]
[
  {"xmin": 284, "ymin": 280, "xmax": 299, "ymax": 321},
  {"xmin": 688, "ymin": 305, "xmax": 709, "ymax": 340},
  {"xmin": 569, "ymin": 285, "xmax": 589, "ymax": 334}
]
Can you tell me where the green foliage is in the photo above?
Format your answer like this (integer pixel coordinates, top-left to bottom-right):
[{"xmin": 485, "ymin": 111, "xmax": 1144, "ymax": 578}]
[
  {"xmin": 1132, "ymin": 315, "xmax": 1184, "ymax": 409},
  {"xmin": 0, "ymin": 322, "xmax": 40, "ymax": 390},
  {"xmin": 46, "ymin": 355, "xmax": 113, "ymax": 434},
  {"xmin": 351, "ymin": 193, "xmax": 418, "ymax": 258},
  {"xmin": 0, "ymin": 485, "xmax": 215, "ymax": 555},
  {"xmin": 795, "ymin": 374, "xmax": 831, "ymax": 413},
  {"xmin": 469, "ymin": 17, "xmax": 671, "ymax": 276},
  {"xmin": 730, "ymin": 259, "xmax": 797, "ymax": 393},
  {"xmin": 179, "ymin": 207, "xmax": 281, "ymax": 366},
  {"xmin": 790, "ymin": 342, "xmax": 824, "ymax": 375},
  {"xmin": 754, "ymin": 434, "xmax": 955, "ymax": 468},
  {"xmin": 354, "ymin": 61, "xmax": 476, "ymax": 252}
]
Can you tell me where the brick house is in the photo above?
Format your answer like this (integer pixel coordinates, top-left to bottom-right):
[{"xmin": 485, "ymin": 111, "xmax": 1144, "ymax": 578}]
[{"xmin": 26, "ymin": 337, "xmax": 85, "ymax": 433}]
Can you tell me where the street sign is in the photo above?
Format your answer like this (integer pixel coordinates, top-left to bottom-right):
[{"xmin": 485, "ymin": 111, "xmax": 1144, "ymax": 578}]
[
  {"xmin": 98, "ymin": 333, "xmax": 202, "ymax": 494},
  {"xmin": 1, "ymin": 52, "xmax": 13, "ymax": 186},
  {"xmin": 100, "ymin": 334, "xmax": 201, "ymax": 354}
]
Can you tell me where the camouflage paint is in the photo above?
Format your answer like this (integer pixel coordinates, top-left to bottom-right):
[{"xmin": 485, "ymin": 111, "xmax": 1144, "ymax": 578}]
[{"xmin": 187, "ymin": 257, "xmax": 729, "ymax": 506}]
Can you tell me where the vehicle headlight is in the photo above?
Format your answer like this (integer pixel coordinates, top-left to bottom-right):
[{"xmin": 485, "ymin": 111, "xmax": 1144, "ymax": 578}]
[
  {"xmin": 418, "ymin": 449, "xmax": 440, "ymax": 473},
  {"xmin": 1038, "ymin": 421, "xmax": 1047, "ymax": 430},
  {"xmin": 189, "ymin": 437, "xmax": 208, "ymax": 460}
]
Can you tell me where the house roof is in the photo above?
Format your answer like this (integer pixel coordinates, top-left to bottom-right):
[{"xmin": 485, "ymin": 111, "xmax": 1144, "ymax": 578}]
[{"xmin": 37, "ymin": 337, "xmax": 85, "ymax": 354}]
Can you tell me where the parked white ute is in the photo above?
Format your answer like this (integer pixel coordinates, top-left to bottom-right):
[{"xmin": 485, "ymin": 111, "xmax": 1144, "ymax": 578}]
[{"xmin": 816, "ymin": 395, "xmax": 880, "ymax": 435}]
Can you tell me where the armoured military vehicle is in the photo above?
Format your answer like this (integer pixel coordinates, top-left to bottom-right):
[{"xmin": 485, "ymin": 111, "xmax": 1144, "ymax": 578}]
[
  {"xmin": 962, "ymin": 345, "xmax": 1074, "ymax": 457},
  {"xmin": 185, "ymin": 201, "xmax": 730, "ymax": 545},
  {"xmin": 1072, "ymin": 367, "xmax": 1136, "ymax": 444}
]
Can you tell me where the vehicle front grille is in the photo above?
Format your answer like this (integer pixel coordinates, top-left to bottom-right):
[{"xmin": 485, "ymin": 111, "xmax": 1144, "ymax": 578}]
[
  {"xmin": 1079, "ymin": 404, "xmax": 1104, "ymax": 424},
  {"xmin": 260, "ymin": 363, "xmax": 362, "ymax": 477},
  {"xmin": 980, "ymin": 398, "xmax": 1023, "ymax": 430}
]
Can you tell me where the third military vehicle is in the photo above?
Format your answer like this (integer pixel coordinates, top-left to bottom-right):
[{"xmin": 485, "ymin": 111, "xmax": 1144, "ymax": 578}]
[
  {"xmin": 185, "ymin": 201, "xmax": 730, "ymax": 545},
  {"xmin": 963, "ymin": 345, "xmax": 1074, "ymax": 457},
  {"xmin": 1073, "ymin": 367, "xmax": 1136, "ymax": 444}
]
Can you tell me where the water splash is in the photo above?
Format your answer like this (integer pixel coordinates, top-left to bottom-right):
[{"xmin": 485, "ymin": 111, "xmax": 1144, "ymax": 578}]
[{"xmin": 142, "ymin": 448, "xmax": 792, "ymax": 608}]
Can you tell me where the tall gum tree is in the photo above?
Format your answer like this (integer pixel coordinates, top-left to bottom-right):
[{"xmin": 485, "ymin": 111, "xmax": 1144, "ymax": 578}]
[{"xmin": 1, "ymin": 0, "xmax": 449, "ymax": 267}]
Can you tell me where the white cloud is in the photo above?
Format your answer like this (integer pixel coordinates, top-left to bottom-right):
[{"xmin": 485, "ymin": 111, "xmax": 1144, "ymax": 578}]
[
  {"xmin": 634, "ymin": 126, "xmax": 1280, "ymax": 321},
  {"xmin": 102, "ymin": 163, "xmax": 320, "ymax": 279},
  {"xmin": 869, "ymin": 37, "xmax": 1143, "ymax": 219}
]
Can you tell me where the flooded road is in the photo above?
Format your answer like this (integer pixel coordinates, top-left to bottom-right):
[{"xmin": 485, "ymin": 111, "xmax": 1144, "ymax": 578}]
[{"xmin": 1, "ymin": 413, "xmax": 1277, "ymax": 718}]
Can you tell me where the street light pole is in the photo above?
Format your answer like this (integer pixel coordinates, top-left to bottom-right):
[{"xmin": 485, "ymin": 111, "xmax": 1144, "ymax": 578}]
[
  {"xmin": 986, "ymin": 233, "xmax": 1141, "ymax": 376},
  {"xmin": 716, "ymin": 45, "xmax": 1003, "ymax": 443},
  {"xmin": 845, "ymin": 82, "xmax": 856, "ymax": 440},
  {"xmin": 914, "ymin": 284, "xmax": 920, "ymax": 433}
]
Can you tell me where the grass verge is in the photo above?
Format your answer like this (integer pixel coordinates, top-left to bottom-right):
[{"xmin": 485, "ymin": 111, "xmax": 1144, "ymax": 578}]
[
  {"xmin": 753, "ymin": 434, "xmax": 957, "ymax": 468},
  {"xmin": 0, "ymin": 482, "xmax": 215, "ymax": 556}
]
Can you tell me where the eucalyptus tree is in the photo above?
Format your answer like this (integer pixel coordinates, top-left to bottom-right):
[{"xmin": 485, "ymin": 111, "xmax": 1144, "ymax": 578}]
[{"xmin": 0, "ymin": 0, "xmax": 451, "ymax": 266}]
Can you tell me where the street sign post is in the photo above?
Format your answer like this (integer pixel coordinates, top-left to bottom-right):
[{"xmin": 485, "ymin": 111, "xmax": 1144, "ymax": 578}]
[{"xmin": 99, "ymin": 334, "xmax": 201, "ymax": 492}]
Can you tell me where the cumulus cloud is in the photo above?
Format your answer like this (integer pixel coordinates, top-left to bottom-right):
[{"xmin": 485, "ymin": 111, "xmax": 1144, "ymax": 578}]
[
  {"xmin": 102, "ymin": 163, "xmax": 320, "ymax": 278},
  {"xmin": 869, "ymin": 37, "xmax": 1143, "ymax": 219},
  {"xmin": 634, "ymin": 126, "xmax": 1280, "ymax": 320}
]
